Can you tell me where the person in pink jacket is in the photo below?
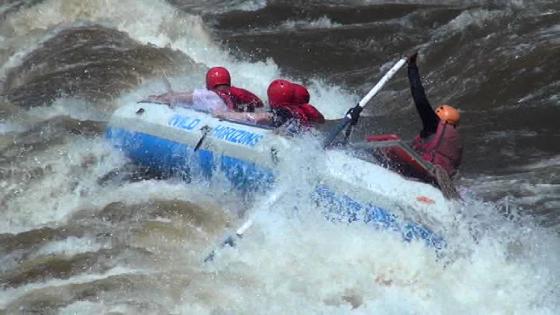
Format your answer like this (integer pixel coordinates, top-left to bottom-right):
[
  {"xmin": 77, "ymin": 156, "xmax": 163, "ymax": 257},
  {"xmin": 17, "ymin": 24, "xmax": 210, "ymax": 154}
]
[{"xmin": 407, "ymin": 52, "xmax": 463, "ymax": 177}]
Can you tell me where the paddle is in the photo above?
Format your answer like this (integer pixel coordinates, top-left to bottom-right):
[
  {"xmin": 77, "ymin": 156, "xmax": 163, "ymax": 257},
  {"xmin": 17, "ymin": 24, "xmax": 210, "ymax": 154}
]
[
  {"xmin": 323, "ymin": 58, "xmax": 407, "ymax": 148},
  {"xmin": 138, "ymin": 75, "xmax": 174, "ymax": 104},
  {"xmin": 203, "ymin": 187, "xmax": 286, "ymax": 263},
  {"xmin": 162, "ymin": 74, "xmax": 173, "ymax": 93}
]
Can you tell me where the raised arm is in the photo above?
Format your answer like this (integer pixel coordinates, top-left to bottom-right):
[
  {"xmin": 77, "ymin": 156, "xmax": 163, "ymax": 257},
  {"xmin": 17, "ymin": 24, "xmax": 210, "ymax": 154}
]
[
  {"xmin": 407, "ymin": 52, "xmax": 439, "ymax": 137},
  {"xmin": 144, "ymin": 92, "xmax": 194, "ymax": 105},
  {"xmin": 213, "ymin": 111, "xmax": 274, "ymax": 125}
]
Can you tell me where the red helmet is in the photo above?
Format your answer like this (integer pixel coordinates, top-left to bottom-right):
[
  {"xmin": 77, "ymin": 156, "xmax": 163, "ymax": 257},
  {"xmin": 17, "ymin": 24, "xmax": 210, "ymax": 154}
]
[
  {"xmin": 292, "ymin": 83, "xmax": 310, "ymax": 104},
  {"xmin": 267, "ymin": 79, "xmax": 294, "ymax": 108},
  {"xmin": 206, "ymin": 66, "xmax": 231, "ymax": 89}
]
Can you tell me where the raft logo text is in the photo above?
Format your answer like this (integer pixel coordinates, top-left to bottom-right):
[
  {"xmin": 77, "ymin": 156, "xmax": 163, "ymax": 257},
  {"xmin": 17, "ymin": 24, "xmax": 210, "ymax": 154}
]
[
  {"xmin": 212, "ymin": 125, "xmax": 263, "ymax": 147},
  {"xmin": 169, "ymin": 114, "xmax": 201, "ymax": 131}
]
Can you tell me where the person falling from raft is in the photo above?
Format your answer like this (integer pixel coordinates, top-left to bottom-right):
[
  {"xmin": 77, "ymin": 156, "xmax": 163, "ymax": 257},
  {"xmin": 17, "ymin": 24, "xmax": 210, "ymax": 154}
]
[
  {"xmin": 147, "ymin": 66, "xmax": 264, "ymax": 113},
  {"xmin": 213, "ymin": 79, "xmax": 325, "ymax": 130},
  {"xmin": 406, "ymin": 51, "xmax": 463, "ymax": 178}
]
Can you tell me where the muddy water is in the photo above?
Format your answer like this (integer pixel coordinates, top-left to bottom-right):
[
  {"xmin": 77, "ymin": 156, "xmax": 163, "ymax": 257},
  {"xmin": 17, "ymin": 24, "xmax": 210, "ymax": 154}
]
[{"xmin": 0, "ymin": 0, "xmax": 559, "ymax": 313}]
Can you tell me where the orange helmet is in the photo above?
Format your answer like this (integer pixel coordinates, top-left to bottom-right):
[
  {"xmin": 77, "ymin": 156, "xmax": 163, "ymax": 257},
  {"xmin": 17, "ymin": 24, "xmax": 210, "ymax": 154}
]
[
  {"xmin": 206, "ymin": 66, "xmax": 231, "ymax": 89},
  {"xmin": 436, "ymin": 104, "xmax": 460, "ymax": 125},
  {"xmin": 267, "ymin": 79, "xmax": 294, "ymax": 108}
]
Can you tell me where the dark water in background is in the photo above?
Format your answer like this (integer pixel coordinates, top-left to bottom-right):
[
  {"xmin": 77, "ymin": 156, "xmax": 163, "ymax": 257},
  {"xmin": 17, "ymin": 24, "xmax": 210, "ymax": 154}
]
[
  {"xmin": 0, "ymin": 0, "xmax": 559, "ymax": 313},
  {"xmin": 208, "ymin": 1, "xmax": 560, "ymax": 221}
]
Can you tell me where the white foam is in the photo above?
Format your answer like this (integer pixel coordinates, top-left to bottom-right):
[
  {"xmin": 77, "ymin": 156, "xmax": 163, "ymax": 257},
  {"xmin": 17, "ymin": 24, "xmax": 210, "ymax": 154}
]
[
  {"xmin": 520, "ymin": 155, "xmax": 560, "ymax": 170},
  {"xmin": 175, "ymin": 189, "xmax": 560, "ymax": 313},
  {"xmin": 232, "ymin": 0, "xmax": 268, "ymax": 12},
  {"xmin": 0, "ymin": 121, "xmax": 24, "ymax": 134},
  {"xmin": 0, "ymin": 137, "xmax": 126, "ymax": 233},
  {"xmin": 0, "ymin": 266, "xmax": 140, "ymax": 309},
  {"xmin": 0, "ymin": 0, "xmax": 212, "ymax": 80},
  {"xmin": 59, "ymin": 300, "xmax": 144, "ymax": 315},
  {"xmin": 34, "ymin": 236, "xmax": 104, "ymax": 257},
  {"xmin": 0, "ymin": 0, "xmax": 356, "ymax": 120},
  {"xmin": 430, "ymin": 9, "xmax": 509, "ymax": 40},
  {"xmin": 1, "ymin": 116, "xmax": 559, "ymax": 313},
  {"xmin": 282, "ymin": 16, "xmax": 342, "ymax": 30},
  {"xmin": 7, "ymin": 98, "xmax": 111, "ymax": 133},
  {"xmin": 1, "ymin": 1, "xmax": 559, "ymax": 313},
  {"xmin": 59, "ymin": 301, "xmax": 107, "ymax": 315},
  {"xmin": 307, "ymin": 79, "xmax": 359, "ymax": 120}
]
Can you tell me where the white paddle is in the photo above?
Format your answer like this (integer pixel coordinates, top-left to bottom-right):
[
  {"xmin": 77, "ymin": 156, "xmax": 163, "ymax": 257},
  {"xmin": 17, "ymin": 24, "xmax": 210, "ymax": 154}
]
[
  {"xmin": 203, "ymin": 188, "xmax": 286, "ymax": 263},
  {"xmin": 323, "ymin": 58, "xmax": 407, "ymax": 148}
]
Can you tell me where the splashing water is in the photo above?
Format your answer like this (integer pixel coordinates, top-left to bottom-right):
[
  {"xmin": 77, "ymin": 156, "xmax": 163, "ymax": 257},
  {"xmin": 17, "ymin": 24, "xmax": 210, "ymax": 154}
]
[{"xmin": 0, "ymin": 0, "xmax": 559, "ymax": 313}]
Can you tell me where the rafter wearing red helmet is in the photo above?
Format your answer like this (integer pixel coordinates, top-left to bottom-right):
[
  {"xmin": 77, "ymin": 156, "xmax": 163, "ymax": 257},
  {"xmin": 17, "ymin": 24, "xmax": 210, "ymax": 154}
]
[
  {"xmin": 205, "ymin": 67, "xmax": 264, "ymax": 112},
  {"xmin": 145, "ymin": 66, "xmax": 263, "ymax": 113},
  {"xmin": 213, "ymin": 80, "xmax": 325, "ymax": 131}
]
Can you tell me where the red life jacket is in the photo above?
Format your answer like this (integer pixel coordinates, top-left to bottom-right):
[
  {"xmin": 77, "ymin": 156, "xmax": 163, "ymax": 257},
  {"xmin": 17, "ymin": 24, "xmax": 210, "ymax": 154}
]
[
  {"xmin": 299, "ymin": 104, "xmax": 325, "ymax": 124},
  {"xmin": 278, "ymin": 104, "xmax": 309, "ymax": 126},
  {"xmin": 412, "ymin": 121, "xmax": 463, "ymax": 176},
  {"xmin": 276, "ymin": 103, "xmax": 325, "ymax": 127},
  {"xmin": 212, "ymin": 86, "xmax": 264, "ymax": 112}
]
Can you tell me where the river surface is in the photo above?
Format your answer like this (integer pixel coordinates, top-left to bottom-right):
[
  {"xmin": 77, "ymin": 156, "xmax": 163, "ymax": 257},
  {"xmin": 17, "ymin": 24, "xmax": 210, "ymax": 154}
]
[{"xmin": 0, "ymin": 0, "xmax": 559, "ymax": 314}]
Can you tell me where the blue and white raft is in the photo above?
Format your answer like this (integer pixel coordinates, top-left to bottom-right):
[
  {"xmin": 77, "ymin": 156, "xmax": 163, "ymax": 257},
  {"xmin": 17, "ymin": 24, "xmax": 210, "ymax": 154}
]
[{"xmin": 106, "ymin": 102, "xmax": 450, "ymax": 251}]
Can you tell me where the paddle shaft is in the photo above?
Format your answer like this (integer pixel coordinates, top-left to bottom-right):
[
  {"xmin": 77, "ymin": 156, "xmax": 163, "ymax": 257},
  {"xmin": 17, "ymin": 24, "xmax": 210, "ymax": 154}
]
[
  {"xmin": 323, "ymin": 58, "xmax": 406, "ymax": 148},
  {"xmin": 357, "ymin": 58, "xmax": 406, "ymax": 108},
  {"xmin": 203, "ymin": 189, "xmax": 284, "ymax": 263},
  {"xmin": 162, "ymin": 75, "xmax": 173, "ymax": 93}
]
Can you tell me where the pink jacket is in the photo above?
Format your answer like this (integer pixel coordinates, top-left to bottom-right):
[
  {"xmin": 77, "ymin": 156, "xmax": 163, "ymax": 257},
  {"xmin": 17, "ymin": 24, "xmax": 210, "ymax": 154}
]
[{"xmin": 412, "ymin": 121, "xmax": 463, "ymax": 176}]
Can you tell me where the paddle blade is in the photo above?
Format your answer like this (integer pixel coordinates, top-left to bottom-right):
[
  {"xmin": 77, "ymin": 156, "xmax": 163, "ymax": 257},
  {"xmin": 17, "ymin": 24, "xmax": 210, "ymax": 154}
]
[{"xmin": 323, "ymin": 116, "xmax": 352, "ymax": 148}]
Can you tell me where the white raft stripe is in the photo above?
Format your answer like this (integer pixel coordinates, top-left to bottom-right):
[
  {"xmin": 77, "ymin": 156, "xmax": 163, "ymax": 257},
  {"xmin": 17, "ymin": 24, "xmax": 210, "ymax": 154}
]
[{"xmin": 109, "ymin": 103, "xmax": 290, "ymax": 169}]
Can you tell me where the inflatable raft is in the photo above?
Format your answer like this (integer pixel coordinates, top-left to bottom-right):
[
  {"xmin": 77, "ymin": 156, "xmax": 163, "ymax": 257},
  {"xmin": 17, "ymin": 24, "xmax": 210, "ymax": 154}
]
[
  {"xmin": 365, "ymin": 134, "xmax": 438, "ymax": 184},
  {"xmin": 106, "ymin": 102, "xmax": 448, "ymax": 250}
]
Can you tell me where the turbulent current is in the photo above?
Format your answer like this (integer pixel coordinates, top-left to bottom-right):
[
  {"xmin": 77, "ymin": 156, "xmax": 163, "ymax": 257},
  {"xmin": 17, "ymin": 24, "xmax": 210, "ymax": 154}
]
[{"xmin": 0, "ymin": 0, "xmax": 559, "ymax": 314}]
